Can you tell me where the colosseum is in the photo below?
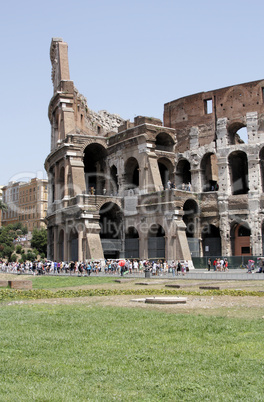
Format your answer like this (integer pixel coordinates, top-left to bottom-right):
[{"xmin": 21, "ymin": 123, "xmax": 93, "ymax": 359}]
[{"xmin": 45, "ymin": 38, "xmax": 264, "ymax": 266}]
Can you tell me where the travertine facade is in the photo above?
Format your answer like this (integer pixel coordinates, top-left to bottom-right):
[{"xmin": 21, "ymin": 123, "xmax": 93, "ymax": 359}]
[{"xmin": 45, "ymin": 38, "xmax": 264, "ymax": 264}]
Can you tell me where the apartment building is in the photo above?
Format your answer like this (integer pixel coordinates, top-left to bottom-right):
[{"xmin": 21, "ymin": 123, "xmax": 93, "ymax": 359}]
[{"xmin": 2, "ymin": 178, "xmax": 48, "ymax": 232}]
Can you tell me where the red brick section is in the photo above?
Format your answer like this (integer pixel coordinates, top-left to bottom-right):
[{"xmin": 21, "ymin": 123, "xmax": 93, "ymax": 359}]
[
  {"xmin": 8, "ymin": 281, "xmax": 32, "ymax": 290},
  {"xmin": 0, "ymin": 280, "xmax": 9, "ymax": 287}
]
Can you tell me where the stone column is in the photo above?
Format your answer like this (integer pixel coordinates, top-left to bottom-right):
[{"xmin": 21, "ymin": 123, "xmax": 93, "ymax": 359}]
[
  {"xmin": 218, "ymin": 207, "xmax": 231, "ymax": 256},
  {"xmin": 246, "ymin": 112, "xmax": 259, "ymax": 144},
  {"xmin": 174, "ymin": 219, "xmax": 193, "ymax": 268},
  {"xmin": 190, "ymin": 167, "xmax": 202, "ymax": 193},
  {"xmin": 54, "ymin": 163, "xmax": 60, "ymax": 201},
  {"xmin": 63, "ymin": 229, "xmax": 68, "ymax": 262},
  {"xmin": 64, "ymin": 157, "xmax": 69, "ymax": 198},
  {"xmin": 139, "ymin": 225, "xmax": 148, "ymax": 260},
  {"xmin": 216, "ymin": 118, "xmax": 228, "ymax": 148},
  {"xmin": 47, "ymin": 171, "xmax": 54, "ymax": 212},
  {"xmin": 217, "ymin": 156, "xmax": 231, "ymax": 196},
  {"xmin": 248, "ymin": 152, "xmax": 261, "ymax": 195},
  {"xmin": 78, "ymin": 228, "xmax": 83, "ymax": 262},
  {"xmin": 249, "ymin": 212, "xmax": 262, "ymax": 256},
  {"xmin": 53, "ymin": 225, "xmax": 58, "ymax": 261}
]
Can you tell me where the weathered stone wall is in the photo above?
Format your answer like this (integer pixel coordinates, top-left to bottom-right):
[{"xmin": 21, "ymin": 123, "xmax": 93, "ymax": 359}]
[{"xmin": 164, "ymin": 80, "xmax": 264, "ymax": 152}]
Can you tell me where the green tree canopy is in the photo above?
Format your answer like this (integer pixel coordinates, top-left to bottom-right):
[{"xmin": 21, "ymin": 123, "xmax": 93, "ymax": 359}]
[
  {"xmin": 0, "ymin": 223, "xmax": 28, "ymax": 261},
  {"xmin": 31, "ymin": 228, "xmax": 47, "ymax": 257}
]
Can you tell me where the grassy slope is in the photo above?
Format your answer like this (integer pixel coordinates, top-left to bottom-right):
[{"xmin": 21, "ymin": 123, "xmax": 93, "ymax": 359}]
[{"xmin": 0, "ymin": 304, "xmax": 263, "ymax": 401}]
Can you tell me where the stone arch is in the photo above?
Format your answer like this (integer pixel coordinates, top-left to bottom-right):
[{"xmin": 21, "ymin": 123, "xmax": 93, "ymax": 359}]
[
  {"xmin": 228, "ymin": 122, "xmax": 247, "ymax": 145},
  {"xmin": 81, "ymin": 138, "xmax": 108, "ymax": 153},
  {"xmin": 125, "ymin": 226, "xmax": 139, "ymax": 259},
  {"xmin": 148, "ymin": 224, "xmax": 165, "ymax": 260},
  {"xmin": 124, "ymin": 157, "xmax": 139, "ymax": 190},
  {"xmin": 230, "ymin": 221, "xmax": 251, "ymax": 256},
  {"xmin": 228, "ymin": 150, "xmax": 249, "ymax": 195},
  {"xmin": 176, "ymin": 158, "xmax": 191, "ymax": 189},
  {"xmin": 200, "ymin": 153, "xmax": 218, "ymax": 192},
  {"xmin": 155, "ymin": 132, "xmax": 175, "ymax": 152},
  {"xmin": 158, "ymin": 157, "xmax": 174, "ymax": 189},
  {"xmin": 83, "ymin": 143, "xmax": 108, "ymax": 195}
]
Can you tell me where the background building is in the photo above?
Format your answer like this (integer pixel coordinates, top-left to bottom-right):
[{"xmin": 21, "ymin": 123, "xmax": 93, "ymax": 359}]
[
  {"xmin": 45, "ymin": 38, "xmax": 264, "ymax": 264},
  {"xmin": 2, "ymin": 178, "xmax": 48, "ymax": 232},
  {"xmin": 1, "ymin": 181, "xmax": 21, "ymax": 226}
]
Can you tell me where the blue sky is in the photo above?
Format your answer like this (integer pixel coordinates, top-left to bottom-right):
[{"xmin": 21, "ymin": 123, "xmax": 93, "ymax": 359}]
[{"xmin": 1, "ymin": 0, "xmax": 263, "ymax": 185}]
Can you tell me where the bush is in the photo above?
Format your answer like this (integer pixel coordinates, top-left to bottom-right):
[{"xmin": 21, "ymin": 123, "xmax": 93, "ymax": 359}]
[
  {"xmin": 10, "ymin": 254, "xmax": 17, "ymax": 262},
  {"xmin": 21, "ymin": 253, "xmax": 27, "ymax": 262},
  {"xmin": 26, "ymin": 251, "xmax": 36, "ymax": 262},
  {"xmin": 16, "ymin": 244, "xmax": 22, "ymax": 254}
]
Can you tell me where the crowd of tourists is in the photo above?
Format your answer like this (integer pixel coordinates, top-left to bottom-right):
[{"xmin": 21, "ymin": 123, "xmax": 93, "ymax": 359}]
[
  {"xmin": 0, "ymin": 259, "xmax": 189, "ymax": 276},
  {"xmin": 207, "ymin": 258, "xmax": 229, "ymax": 271}
]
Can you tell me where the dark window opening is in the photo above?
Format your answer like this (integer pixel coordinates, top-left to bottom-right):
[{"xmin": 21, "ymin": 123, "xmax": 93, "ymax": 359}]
[{"xmin": 241, "ymin": 246, "xmax": 250, "ymax": 254}]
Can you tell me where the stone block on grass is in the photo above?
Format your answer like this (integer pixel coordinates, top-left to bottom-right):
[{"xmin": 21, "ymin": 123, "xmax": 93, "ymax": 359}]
[{"xmin": 8, "ymin": 280, "xmax": 32, "ymax": 290}]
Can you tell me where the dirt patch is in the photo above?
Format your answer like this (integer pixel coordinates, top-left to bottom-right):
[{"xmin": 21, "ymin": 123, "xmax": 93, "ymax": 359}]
[
  {"xmin": 2, "ymin": 275, "xmax": 264, "ymax": 319},
  {"xmin": 4, "ymin": 294, "xmax": 264, "ymax": 319}
]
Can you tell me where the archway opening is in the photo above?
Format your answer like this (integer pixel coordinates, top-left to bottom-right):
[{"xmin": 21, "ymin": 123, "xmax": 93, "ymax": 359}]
[
  {"xmin": 176, "ymin": 159, "xmax": 191, "ymax": 189},
  {"xmin": 228, "ymin": 122, "xmax": 248, "ymax": 145},
  {"xmin": 125, "ymin": 227, "xmax": 139, "ymax": 259},
  {"xmin": 83, "ymin": 143, "xmax": 107, "ymax": 195},
  {"xmin": 231, "ymin": 223, "xmax": 251, "ymax": 256},
  {"xmin": 183, "ymin": 199, "xmax": 199, "ymax": 257},
  {"xmin": 183, "ymin": 200, "xmax": 198, "ymax": 238},
  {"xmin": 124, "ymin": 157, "xmax": 139, "ymax": 190},
  {"xmin": 148, "ymin": 224, "xmax": 165, "ymax": 260},
  {"xmin": 99, "ymin": 202, "xmax": 123, "ymax": 259},
  {"xmin": 155, "ymin": 132, "xmax": 174, "ymax": 152},
  {"xmin": 260, "ymin": 147, "xmax": 264, "ymax": 192},
  {"xmin": 202, "ymin": 224, "xmax": 221, "ymax": 256},
  {"xmin": 228, "ymin": 151, "xmax": 248, "ymax": 195},
  {"xmin": 110, "ymin": 165, "xmax": 119, "ymax": 195},
  {"xmin": 69, "ymin": 229, "xmax": 78, "ymax": 262},
  {"xmin": 158, "ymin": 157, "xmax": 174, "ymax": 189},
  {"xmin": 58, "ymin": 167, "xmax": 65, "ymax": 199},
  {"xmin": 201, "ymin": 153, "xmax": 218, "ymax": 192}
]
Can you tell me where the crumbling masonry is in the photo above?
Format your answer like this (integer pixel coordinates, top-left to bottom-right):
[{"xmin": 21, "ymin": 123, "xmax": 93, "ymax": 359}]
[{"xmin": 45, "ymin": 38, "xmax": 264, "ymax": 265}]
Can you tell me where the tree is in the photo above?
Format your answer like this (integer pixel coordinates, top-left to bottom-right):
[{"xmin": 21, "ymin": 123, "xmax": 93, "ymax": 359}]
[
  {"xmin": 0, "ymin": 200, "xmax": 7, "ymax": 212},
  {"xmin": 31, "ymin": 228, "xmax": 47, "ymax": 257},
  {"xmin": 0, "ymin": 223, "xmax": 29, "ymax": 260}
]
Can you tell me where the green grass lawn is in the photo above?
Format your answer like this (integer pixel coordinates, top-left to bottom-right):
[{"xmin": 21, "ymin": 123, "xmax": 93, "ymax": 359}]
[
  {"xmin": 0, "ymin": 304, "xmax": 263, "ymax": 401},
  {"xmin": 31, "ymin": 275, "xmax": 115, "ymax": 289}
]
